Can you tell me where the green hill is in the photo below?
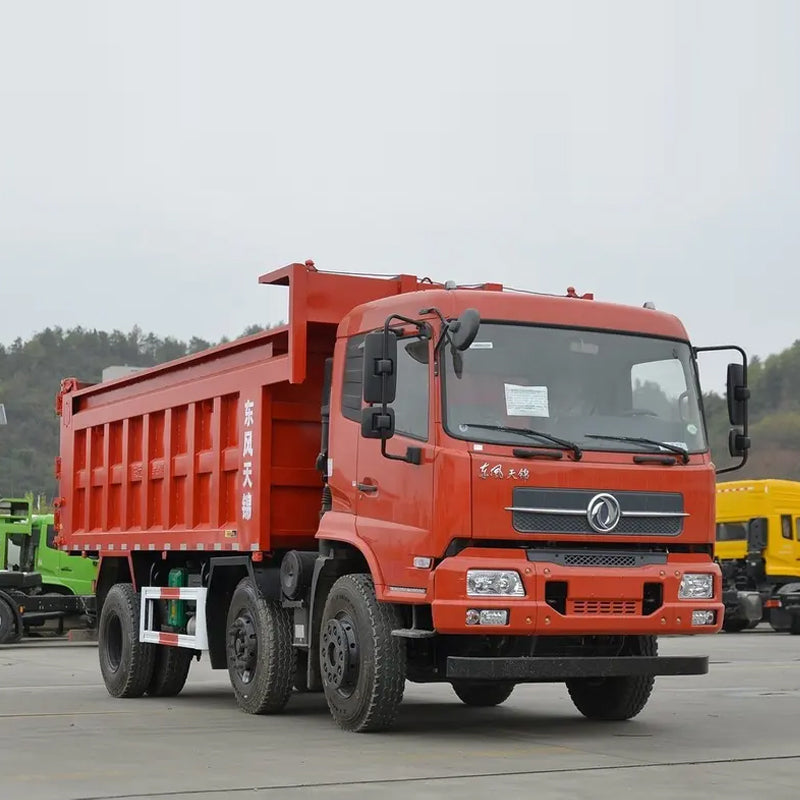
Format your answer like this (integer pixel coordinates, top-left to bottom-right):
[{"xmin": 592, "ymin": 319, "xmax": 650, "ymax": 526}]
[{"xmin": 0, "ymin": 325, "xmax": 268, "ymax": 499}]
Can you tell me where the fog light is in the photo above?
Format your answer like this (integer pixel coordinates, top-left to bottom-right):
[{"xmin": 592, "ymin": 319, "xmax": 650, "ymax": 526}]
[
  {"xmin": 679, "ymin": 573, "xmax": 713, "ymax": 600},
  {"xmin": 465, "ymin": 608, "xmax": 509, "ymax": 626},
  {"xmin": 479, "ymin": 609, "xmax": 509, "ymax": 626},
  {"xmin": 467, "ymin": 570, "xmax": 525, "ymax": 597},
  {"xmin": 692, "ymin": 610, "xmax": 716, "ymax": 626}
]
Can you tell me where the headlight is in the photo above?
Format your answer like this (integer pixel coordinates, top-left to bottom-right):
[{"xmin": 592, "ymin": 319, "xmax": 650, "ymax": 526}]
[
  {"xmin": 679, "ymin": 573, "xmax": 714, "ymax": 600},
  {"xmin": 466, "ymin": 570, "xmax": 525, "ymax": 597}
]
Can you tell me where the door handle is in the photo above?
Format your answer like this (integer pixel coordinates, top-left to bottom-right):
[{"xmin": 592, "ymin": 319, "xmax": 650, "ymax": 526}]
[{"xmin": 357, "ymin": 482, "xmax": 378, "ymax": 494}]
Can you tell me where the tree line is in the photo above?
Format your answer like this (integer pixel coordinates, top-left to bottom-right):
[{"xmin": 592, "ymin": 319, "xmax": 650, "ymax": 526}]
[{"xmin": 0, "ymin": 324, "xmax": 270, "ymax": 501}]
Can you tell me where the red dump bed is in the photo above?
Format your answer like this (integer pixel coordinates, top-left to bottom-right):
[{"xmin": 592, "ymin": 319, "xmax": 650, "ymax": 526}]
[{"xmin": 55, "ymin": 262, "xmax": 424, "ymax": 556}]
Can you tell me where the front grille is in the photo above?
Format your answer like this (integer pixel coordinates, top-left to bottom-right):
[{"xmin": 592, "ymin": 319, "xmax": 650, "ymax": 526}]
[
  {"xmin": 527, "ymin": 549, "xmax": 668, "ymax": 567},
  {"xmin": 513, "ymin": 512, "xmax": 682, "ymax": 535},
  {"xmin": 562, "ymin": 553, "xmax": 638, "ymax": 568},
  {"xmin": 570, "ymin": 599, "xmax": 639, "ymax": 615},
  {"xmin": 510, "ymin": 487, "xmax": 685, "ymax": 536}
]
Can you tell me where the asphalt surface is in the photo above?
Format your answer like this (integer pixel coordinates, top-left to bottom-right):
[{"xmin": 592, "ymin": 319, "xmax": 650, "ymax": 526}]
[{"xmin": 1, "ymin": 628, "xmax": 799, "ymax": 800}]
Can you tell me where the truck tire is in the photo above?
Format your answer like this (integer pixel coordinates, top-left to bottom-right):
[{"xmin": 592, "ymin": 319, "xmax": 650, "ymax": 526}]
[
  {"xmin": 147, "ymin": 646, "xmax": 194, "ymax": 697},
  {"xmin": 789, "ymin": 617, "xmax": 800, "ymax": 635},
  {"xmin": 722, "ymin": 617, "xmax": 748, "ymax": 633},
  {"xmin": 0, "ymin": 599, "xmax": 16, "ymax": 645},
  {"xmin": 98, "ymin": 584, "xmax": 156, "ymax": 698},
  {"xmin": 566, "ymin": 635, "xmax": 657, "ymax": 721},
  {"xmin": 319, "ymin": 573, "xmax": 406, "ymax": 732},
  {"xmin": 225, "ymin": 577, "xmax": 294, "ymax": 714},
  {"xmin": 768, "ymin": 607, "xmax": 792, "ymax": 632},
  {"xmin": 452, "ymin": 681, "xmax": 515, "ymax": 707}
]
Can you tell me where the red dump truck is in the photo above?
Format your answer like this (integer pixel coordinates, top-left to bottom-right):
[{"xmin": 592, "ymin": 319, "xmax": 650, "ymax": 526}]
[{"xmin": 54, "ymin": 260, "xmax": 751, "ymax": 732}]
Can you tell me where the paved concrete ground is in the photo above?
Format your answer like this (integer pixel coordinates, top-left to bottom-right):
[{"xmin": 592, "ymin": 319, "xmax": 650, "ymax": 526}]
[{"xmin": 1, "ymin": 627, "xmax": 799, "ymax": 800}]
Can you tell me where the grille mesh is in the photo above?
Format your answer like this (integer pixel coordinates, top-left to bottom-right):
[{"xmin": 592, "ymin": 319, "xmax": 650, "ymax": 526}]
[
  {"xmin": 510, "ymin": 486, "xmax": 685, "ymax": 537},
  {"xmin": 570, "ymin": 599, "xmax": 639, "ymax": 615},
  {"xmin": 512, "ymin": 511, "xmax": 681, "ymax": 535},
  {"xmin": 562, "ymin": 553, "xmax": 638, "ymax": 568}
]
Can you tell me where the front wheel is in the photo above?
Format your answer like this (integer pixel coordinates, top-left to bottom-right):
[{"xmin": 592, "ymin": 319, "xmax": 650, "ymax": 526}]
[
  {"xmin": 225, "ymin": 577, "xmax": 295, "ymax": 714},
  {"xmin": 452, "ymin": 681, "xmax": 515, "ymax": 707},
  {"xmin": 319, "ymin": 573, "xmax": 406, "ymax": 732},
  {"xmin": 722, "ymin": 617, "xmax": 748, "ymax": 633},
  {"xmin": 0, "ymin": 599, "xmax": 17, "ymax": 644},
  {"xmin": 566, "ymin": 635, "xmax": 656, "ymax": 721}
]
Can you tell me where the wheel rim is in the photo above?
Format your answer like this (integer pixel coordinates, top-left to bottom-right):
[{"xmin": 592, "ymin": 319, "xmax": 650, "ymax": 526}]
[
  {"xmin": 106, "ymin": 614, "xmax": 123, "ymax": 672},
  {"xmin": 321, "ymin": 613, "xmax": 359, "ymax": 697},
  {"xmin": 228, "ymin": 610, "xmax": 258, "ymax": 684}
]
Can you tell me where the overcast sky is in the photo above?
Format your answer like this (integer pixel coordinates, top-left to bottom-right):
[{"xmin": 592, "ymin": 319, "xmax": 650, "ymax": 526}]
[{"xmin": 1, "ymin": 1, "xmax": 798, "ymax": 370}]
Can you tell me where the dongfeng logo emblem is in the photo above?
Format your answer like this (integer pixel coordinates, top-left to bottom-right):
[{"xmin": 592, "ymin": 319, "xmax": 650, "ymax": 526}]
[{"xmin": 587, "ymin": 493, "xmax": 622, "ymax": 533}]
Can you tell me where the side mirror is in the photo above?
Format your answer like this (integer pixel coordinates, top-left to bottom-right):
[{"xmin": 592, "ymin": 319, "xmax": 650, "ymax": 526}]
[
  {"xmin": 728, "ymin": 428, "xmax": 750, "ymax": 458},
  {"xmin": 726, "ymin": 362, "xmax": 749, "ymax": 426},
  {"xmin": 449, "ymin": 308, "xmax": 481, "ymax": 351},
  {"xmin": 362, "ymin": 330, "xmax": 397, "ymax": 405},
  {"xmin": 360, "ymin": 406, "xmax": 395, "ymax": 440},
  {"xmin": 747, "ymin": 517, "xmax": 768, "ymax": 551}
]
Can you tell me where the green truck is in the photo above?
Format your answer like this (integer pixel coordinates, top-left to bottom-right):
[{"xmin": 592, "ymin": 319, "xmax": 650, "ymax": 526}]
[{"xmin": 0, "ymin": 496, "xmax": 97, "ymax": 643}]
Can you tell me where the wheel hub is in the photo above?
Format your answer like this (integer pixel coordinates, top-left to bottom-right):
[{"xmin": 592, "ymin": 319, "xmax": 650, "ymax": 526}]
[
  {"xmin": 228, "ymin": 613, "xmax": 258, "ymax": 683},
  {"xmin": 321, "ymin": 616, "xmax": 359, "ymax": 692}
]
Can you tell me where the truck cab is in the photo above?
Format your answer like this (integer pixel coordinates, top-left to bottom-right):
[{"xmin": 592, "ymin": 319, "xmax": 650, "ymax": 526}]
[
  {"xmin": 0, "ymin": 496, "xmax": 96, "ymax": 596},
  {"xmin": 715, "ymin": 480, "xmax": 800, "ymax": 633}
]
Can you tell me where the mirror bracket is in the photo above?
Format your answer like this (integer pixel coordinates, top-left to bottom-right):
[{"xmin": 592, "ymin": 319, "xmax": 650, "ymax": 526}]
[{"xmin": 694, "ymin": 344, "xmax": 750, "ymax": 475}]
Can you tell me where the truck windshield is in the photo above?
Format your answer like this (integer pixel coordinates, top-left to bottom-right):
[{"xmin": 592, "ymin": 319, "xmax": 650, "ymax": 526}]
[{"xmin": 442, "ymin": 322, "xmax": 707, "ymax": 455}]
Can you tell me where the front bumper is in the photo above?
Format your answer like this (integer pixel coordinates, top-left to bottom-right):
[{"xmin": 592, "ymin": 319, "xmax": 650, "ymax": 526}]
[
  {"xmin": 431, "ymin": 547, "xmax": 723, "ymax": 635},
  {"xmin": 446, "ymin": 654, "xmax": 709, "ymax": 681}
]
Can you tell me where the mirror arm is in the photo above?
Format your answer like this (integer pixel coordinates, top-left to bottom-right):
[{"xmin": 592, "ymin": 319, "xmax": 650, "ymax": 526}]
[
  {"xmin": 418, "ymin": 306, "xmax": 453, "ymax": 356},
  {"xmin": 695, "ymin": 344, "xmax": 750, "ymax": 475}
]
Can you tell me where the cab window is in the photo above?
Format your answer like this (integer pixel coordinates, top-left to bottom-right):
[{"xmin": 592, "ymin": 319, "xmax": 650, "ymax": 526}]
[
  {"xmin": 46, "ymin": 524, "xmax": 58, "ymax": 549},
  {"xmin": 781, "ymin": 515, "xmax": 792, "ymax": 540},
  {"xmin": 716, "ymin": 522, "xmax": 747, "ymax": 542},
  {"xmin": 393, "ymin": 336, "xmax": 430, "ymax": 440}
]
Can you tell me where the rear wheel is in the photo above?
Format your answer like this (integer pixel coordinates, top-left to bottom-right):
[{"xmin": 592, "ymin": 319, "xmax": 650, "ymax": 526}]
[
  {"xmin": 319, "ymin": 573, "xmax": 406, "ymax": 732},
  {"xmin": 147, "ymin": 645, "xmax": 194, "ymax": 696},
  {"xmin": 226, "ymin": 577, "xmax": 294, "ymax": 714},
  {"xmin": 566, "ymin": 635, "xmax": 657, "ymax": 721},
  {"xmin": 98, "ymin": 584, "xmax": 155, "ymax": 698},
  {"xmin": 0, "ymin": 599, "xmax": 17, "ymax": 644},
  {"xmin": 789, "ymin": 616, "xmax": 800, "ymax": 635},
  {"xmin": 452, "ymin": 681, "xmax": 515, "ymax": 707}
]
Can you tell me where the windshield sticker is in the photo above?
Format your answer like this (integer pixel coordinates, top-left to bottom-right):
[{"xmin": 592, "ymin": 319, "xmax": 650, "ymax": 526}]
[
  {"xmin": 686, "ymin": 424, "xmax": 698, "ymax": 435},
  {"xmin": 663, "ymin": 441, "xmax": 688, "ymax": 450},
  {"xmin": 504, "ymin": 384, "xmax": 549, "ymax": 417},
  {"xmin": 469, "ymin": 341, "xmax": 493, "ymax": 349}
]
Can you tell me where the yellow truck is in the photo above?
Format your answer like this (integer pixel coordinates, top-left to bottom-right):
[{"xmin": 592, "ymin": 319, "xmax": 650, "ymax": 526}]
[{"xmin": 715, "ymin": 479, "xmax": 800, "ymax": 633}]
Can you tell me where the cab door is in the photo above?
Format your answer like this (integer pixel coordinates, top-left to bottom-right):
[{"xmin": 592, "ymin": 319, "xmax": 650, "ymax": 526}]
[
  {"xmin": 355, "ymin": 331, "xmax": 435, "ymax": 593},
  {"xmin": 769, "ymin": 514, "xmax": 799, "ymax": 578}
]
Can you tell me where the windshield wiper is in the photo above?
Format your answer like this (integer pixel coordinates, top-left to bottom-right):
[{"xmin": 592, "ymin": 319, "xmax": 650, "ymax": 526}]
[
  {"xmin": 584, "ymin": 434, "xmax": 689, "ymax": 464},
  {"xmin": 461, "ymin": 423, "xmax": 582, "ymax": 460}
]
